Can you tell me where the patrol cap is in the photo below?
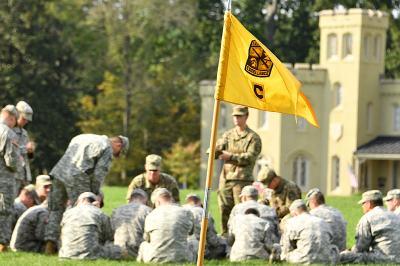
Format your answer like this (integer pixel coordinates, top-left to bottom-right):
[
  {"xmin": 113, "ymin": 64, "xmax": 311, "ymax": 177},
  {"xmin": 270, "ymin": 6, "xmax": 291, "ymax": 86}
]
[
  {"xmin": 151, "ymin": 188, "xmax": 172, "ymax": 204},
  {"xmin": 358, "ymin": 190, "xmax": 382, "ymax": 204},
  {"xmin": 16, "ymin": 101, "xmax": 33, "ymax": 121},
  {"xmin": 35, "ymin": 175, "xmax": 52, "ymax": 188},
  {"xmin": 146, "ymin": 154, "xmax": 162, "ymax": 171},
  {"xmin": 232, "ymin": 105, "xmax": 249, "ymax": 116},
  {"xmin": 23, "ymin": 184, "xmax": 40, "ymax": 205},
  {"xmin": 383, "ymin": 189, "xmax": 400, "ymax": 201},
  {"xmin": 305, "ymin": 188, "xmax": 321, "ymax": 206},
  {"xmin": 118, "ymin": 135, "xmax": 129, "ymax": 155},
  {"xmin": 77, "ymin": 192, "xmax": 97, "ymax": 202},
  {"xmin": 257, "ymin": 166, "xmax": 278, "ymax": 186},
  {"xmin": 130, "ymin": 188, "xmax": 148, "ymax": 199},
  {"xmin": 289, "ymin": 199, "xmax": 306, "ymax": 212},
  {"xmin": 1, "ymin": 104, "xmax": 19, "ymax": 118},
  {"xmin": 239, "ymin": 185, "xmax": 259, "ymax": 197},
  {"xmin": 185, "ymin": 193, "xmax": 201, "ymax": 202}
]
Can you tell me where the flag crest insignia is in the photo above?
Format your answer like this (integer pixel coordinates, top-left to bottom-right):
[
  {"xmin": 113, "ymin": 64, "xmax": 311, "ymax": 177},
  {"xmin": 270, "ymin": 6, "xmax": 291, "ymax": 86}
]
[{"xmin": 245, "ymin": 40, "xmax": 273, "ymax": 77}]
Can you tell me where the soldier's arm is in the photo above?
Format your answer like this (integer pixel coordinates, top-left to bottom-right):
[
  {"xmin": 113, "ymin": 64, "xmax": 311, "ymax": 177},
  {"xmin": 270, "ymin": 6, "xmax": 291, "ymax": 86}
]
[
  {"xmin": 4, "ymin": 138, "xmax": 19, "ymax": 171},
  {"xmin": 229, "ymin": 135, "xmax": 262, "ymax": 165},
  {"xmin": 170, "ymin": 179, "xmax": 180, "ymax": 203},
  {"xmin": 92, "ymin": 148, "xmax": 113, "ymax": 194},
  {"xmin": 353, "ymin": 218, "xmax": 372, "ymax": 252},
  {"xmin": 213, "ymin": 133, "xmax": 228, "ymax": 159},
  {"xmin": 126, "ymin": 176, "xmax": 141, "ymax": 200},
  {"xmin": 206, "ymin": 215, "xmax": 221, "ymax": 247}
]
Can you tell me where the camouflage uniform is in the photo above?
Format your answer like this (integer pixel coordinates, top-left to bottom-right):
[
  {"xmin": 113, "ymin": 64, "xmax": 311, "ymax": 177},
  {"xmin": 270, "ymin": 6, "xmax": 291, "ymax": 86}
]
[
  {"xmin": 13, "ymin": 127, "xmax": 31, "ymax": 190},
  {"xmin": 281, "ymin": 212, "xmax": 339, "ymax": 264},
  {"xmin": 340, "ymin": 206, "xmax": 400, "ymax": 264},
  {"xmin": 310, "ymin": 204, "xmax": 347, "ymax": 251},
  {"xmin": 394, "ymin": 207, "xmax": 400, "ymax": 215},
  {"xmin": 228, "ymin": 200, "xmax": 280, "ymax": 242},
  {"xmin": 0, "ymin": 121, "xmax": 19, "ymax": 245},
  {"xmin": 59, "ymin": 204, "xmax": 122, "ymax": 260},
  {"xmin": 228, "ymin": 213, "xmax": 277, "ymax": 261},
  {"xmin": 10, "ymin": 203, "xmax": 48, "ymax": 252},
  {"xmin": 137, "ymin": 204, "xmax": 195, "ymax": 263},
  {"xmin": 268, "ymin": 178, "xmax": 301, "ymax": 219},
  {"xmin": 12, "ymin": 199, "xmax": 27, "ymax": 230},
  {"xmin": 183, "ymin": 205, "xmax": 226, "ymax": 259},
  {"xmin": 45, "ymin": 134, "xmax": 114, "ymax": 243},
  {"xmin": 110, "ymin": 202, "xmax": 152, "ymax": 257},
  {"xmin": 126, "ymin": 173, "xmax": 180, "ymax": 206},
  {"xmin": 216, "ymin": 126, "xmax": 262, "ymax": 235}
]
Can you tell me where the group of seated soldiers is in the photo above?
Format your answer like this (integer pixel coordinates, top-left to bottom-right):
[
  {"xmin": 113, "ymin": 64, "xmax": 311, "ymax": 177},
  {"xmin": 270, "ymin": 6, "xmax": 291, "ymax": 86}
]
[{"xmin": 8, "ymin": 154, "xmax": 400, "ymax": 264}]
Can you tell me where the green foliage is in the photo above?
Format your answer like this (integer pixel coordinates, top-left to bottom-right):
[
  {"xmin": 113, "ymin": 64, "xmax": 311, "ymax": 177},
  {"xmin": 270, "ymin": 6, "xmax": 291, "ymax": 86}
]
[
  {"xmin": 162, "ymin": 140, "xmax": 201, "ymax": 189},
  {"xmin": 0, "ymin": 0, "xmax": 81, "ymax": 173}
]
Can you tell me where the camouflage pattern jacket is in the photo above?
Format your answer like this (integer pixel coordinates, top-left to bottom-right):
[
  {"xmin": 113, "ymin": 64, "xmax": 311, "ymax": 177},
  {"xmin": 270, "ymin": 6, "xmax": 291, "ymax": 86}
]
[
  {"xmin": 352, "ymin": 206, "xmax": 400, "ymax": 263},
  {"xmin": 281, "ymin": 212, "xmax": 338, "ymax": 264},
  {"xmin": 59, "ymin": 204, "xmax": 122, "ymax": 260},
  {"xmin": 215, "ymin": 126, "xmax": 262, "ymax": 181},
  {"xmin": 141, "ymin": 204, "xmax": 194, "ymax": 263},
  {"xmin": 228, "ymin": 200, "xmax": 280, "ymax": 242},
  {"xmin": 50, "ymin": 134, "xmax": 113, "ymax": 195},
  {"xmin": 310, "ymin": 204, "xmax": 347, "ymax": 251},
  {"xmin": 126, "ymin": 173, "xmax": 180, "ymax": 206},
  {"xmin": 111, "ymin": 202, "xmax": 151, "ymax": 257},
  {"xmin": 13, "ymin": 127, "xmax": 31, "ymax": 182},
  {"xmin": 270, "ymin": 178, "xmax": 301, "ymax": 219},
  {"xmin": 10, "ymin": 204, "xmax": 48, "ymax": 252},
  {"xmin": 228, "ymin": 214, "xmax": 275, "ymax": 261}
]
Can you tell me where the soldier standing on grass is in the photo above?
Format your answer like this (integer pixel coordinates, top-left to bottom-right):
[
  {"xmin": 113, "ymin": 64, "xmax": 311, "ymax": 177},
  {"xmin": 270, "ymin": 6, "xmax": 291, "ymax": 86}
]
[
  {"xmin": 215, "ymin": 105, "xmax": 262, "ymax": 236},
  {"xmin": 126, "ymin": 154, "xmax": 180, "ymax": 206},
  {"xmin": 14, "ymin": 101, "xmax": 35, "ymax": 192},
  {"xmin": 43, "ymin": 134, "xmax": 129, "ymax": 254},
  {"xmin": 0, "ymin": 105, "xmax": 20, "ymax": 252}
]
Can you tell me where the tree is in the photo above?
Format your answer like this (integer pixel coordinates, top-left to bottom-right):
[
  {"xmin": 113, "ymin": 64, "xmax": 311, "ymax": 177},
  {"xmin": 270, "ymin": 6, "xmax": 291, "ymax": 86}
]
[{"xmin": 0, "ymin": 0, "xmax": 81, "ymax": 173}]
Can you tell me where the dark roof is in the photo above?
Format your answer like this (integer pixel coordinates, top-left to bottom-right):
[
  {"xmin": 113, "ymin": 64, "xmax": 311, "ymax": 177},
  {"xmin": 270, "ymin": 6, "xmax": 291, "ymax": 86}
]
[{"xmin": 356, "ymin": 136, "xmax": 400, "ymax": 154}]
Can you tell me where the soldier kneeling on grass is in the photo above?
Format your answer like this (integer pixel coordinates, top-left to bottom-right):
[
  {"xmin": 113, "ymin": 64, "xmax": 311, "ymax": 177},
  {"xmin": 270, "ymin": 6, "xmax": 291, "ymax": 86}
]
[{"xmin": 59, "ymin": 192, "xmax": 125, "ymax": 260}]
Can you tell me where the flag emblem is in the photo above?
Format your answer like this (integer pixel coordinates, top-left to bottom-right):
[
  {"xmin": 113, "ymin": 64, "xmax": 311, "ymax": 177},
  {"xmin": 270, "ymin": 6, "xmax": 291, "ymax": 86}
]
[{"xmin": 245, "ymin": 40, "xmax": 273, "ymax": 77}]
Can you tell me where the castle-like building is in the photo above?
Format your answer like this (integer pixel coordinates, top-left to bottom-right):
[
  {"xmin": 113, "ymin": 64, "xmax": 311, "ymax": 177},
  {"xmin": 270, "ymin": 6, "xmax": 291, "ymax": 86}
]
[{"xmin": 200, "ymin": 8, "xmax": 400, "ymax": 195}]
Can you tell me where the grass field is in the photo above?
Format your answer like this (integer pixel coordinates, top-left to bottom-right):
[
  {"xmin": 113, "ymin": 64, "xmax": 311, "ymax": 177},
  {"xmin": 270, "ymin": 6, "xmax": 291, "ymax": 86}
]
[{"xmin": 0, "ymin": 186, "xmax": 365, "ymax": 265}]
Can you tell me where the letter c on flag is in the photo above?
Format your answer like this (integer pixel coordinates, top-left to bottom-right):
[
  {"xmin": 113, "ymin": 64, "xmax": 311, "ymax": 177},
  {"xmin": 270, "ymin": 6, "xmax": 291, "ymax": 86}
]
[{"xmin": 253, "ymin": 84, "xmax": 265, "ymax": 100}]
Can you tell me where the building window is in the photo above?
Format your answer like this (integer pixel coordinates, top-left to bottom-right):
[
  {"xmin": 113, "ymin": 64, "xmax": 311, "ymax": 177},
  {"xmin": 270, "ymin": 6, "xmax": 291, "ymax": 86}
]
[
  {"xmin": 332, "ymin": 156, "xmax": 340, "ymax": 189},
  {"xmin": 342, "ymin": 33, "xmax": 353, "ymax": 57},
  {"xmin": 373, "ymin": 35, "xmax": 381, "ymax": 60},
  {"xmin": 333, "ymin": 83, "xmax": 342, "ymax": 107},
  {"xmin": 293, "ymin": 155, "xmax": 309, "ymax": 188},
  {"xmin": 259, "ymin": 111, "xmax": 268, "ymax": 129},
  {"xmin": 363, "ymin": 34, "xmax": 370, "ymax": 59},
  {"xmin": 393, "ymin": 104, "xmax": 400, "ymax": 131},
  {"xmin": 327, "ymin": 33, "xmax": 338, "ymax": 58},
  {"xmin": 367, "ymin": 102, "xmax": 372, "ymax": 132},
  {"xmin": 220, "ymin": 104, "xmax": 227, "ymax": 129}
]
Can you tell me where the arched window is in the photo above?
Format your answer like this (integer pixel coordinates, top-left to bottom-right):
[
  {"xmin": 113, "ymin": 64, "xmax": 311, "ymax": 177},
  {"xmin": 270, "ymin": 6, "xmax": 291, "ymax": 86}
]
[
  {"xmin": 373, "ymin": 35, "xmax": 381, "ymax": 60},
  {"xmin": 393, "ymin": 104, "xmax": 400, "ymax": 131},
  {"xmin": 333, "ymin": 83, "xmax": 342, "ymax": 107},
  {"xmin": 342, "ymin": 33, "xmax": 353, "ymax": 57},
  {"xmin": 327, "ymin": 33, "xmax": 338, "ymax": 59},
  {"xmin": 259, "ymin": 111, "xmax": 268, "ymax": 129},
  {"xmin": 367, "ymin": 102, "xmax": 373, "ymax": 132},
  {"xmin": 293, "ymin": 155, "xmax": 309, "ymax": 188},
  {"xmin": 332, "ymin": 156, "xmax": 340, "ymax": 189}
]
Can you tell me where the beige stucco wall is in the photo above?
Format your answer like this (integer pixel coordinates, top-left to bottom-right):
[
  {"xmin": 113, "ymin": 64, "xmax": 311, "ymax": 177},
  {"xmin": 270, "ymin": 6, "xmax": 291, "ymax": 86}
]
[{"xmin": 199, "ymin": 8, "xmax": 400, "ymax": 195}]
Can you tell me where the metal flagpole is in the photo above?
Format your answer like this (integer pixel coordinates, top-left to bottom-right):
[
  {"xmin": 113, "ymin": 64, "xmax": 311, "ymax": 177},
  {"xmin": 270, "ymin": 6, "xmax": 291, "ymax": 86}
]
[{"xmin": 196, "ymin": 2, "xmax": 231, "ymax": 265}]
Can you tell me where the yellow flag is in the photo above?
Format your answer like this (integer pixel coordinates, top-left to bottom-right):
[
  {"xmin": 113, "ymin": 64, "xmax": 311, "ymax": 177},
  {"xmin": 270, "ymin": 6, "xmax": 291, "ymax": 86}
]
[{"xmin": 215, "ymin": 12, "xmax": 319, "ymax": 127}]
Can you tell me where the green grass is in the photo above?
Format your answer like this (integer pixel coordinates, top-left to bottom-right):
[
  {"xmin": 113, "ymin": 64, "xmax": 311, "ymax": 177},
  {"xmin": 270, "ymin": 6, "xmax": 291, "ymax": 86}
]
[{"xmin": 0, "ymin": 187, "xmax": 365, "ymax": 265}]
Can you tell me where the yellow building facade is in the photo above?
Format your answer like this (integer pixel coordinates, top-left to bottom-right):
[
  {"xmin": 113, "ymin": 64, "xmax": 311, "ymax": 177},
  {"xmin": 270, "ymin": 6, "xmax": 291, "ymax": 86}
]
[{"xmin": 200, "ymin": 9, "xmax": 400, "ymax": 195}]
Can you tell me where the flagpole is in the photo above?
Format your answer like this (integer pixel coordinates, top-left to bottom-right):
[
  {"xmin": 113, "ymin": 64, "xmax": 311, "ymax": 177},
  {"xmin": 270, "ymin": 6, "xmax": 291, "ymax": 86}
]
[
  {"xmin": 197, "ymin": 1, "xmax": 231, "ymax": 265},
  {"xmin": 196, "ymin": 99, "xmax": 220, "ymax": 266}
]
